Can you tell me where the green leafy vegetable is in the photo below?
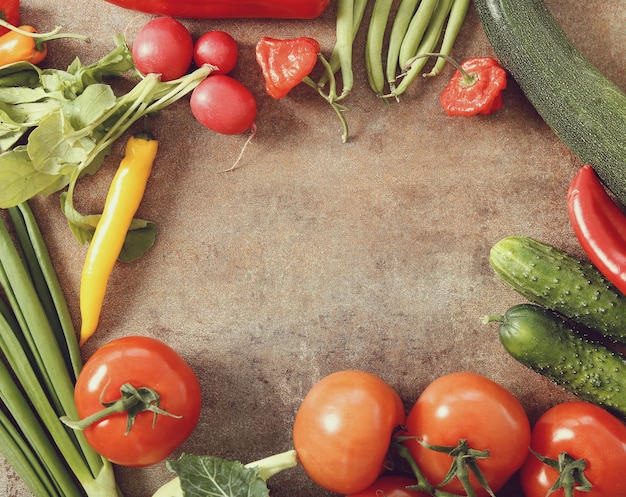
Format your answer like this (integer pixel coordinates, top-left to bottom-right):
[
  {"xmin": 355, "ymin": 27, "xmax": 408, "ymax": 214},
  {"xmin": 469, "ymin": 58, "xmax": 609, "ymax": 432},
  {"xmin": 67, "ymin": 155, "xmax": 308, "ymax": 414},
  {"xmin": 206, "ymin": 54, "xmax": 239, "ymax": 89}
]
[
  {"xmin": 153, "ymin": 450, "xmax": 298, "ymax": 497},
  {"xmin": 0, "ymin": 34, "xmax": 214, "ymax": 259}
]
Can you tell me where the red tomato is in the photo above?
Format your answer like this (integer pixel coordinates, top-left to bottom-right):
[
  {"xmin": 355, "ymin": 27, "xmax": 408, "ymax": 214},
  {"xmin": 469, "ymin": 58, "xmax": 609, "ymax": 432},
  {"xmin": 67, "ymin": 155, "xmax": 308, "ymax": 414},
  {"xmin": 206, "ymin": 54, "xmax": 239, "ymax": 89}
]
[
  {"xmin": 293, "ymin": 370, "xmax": 406, "ymax": 494},
  {"xmin": 193, "ymin": 30, "xmax": 239, "ymax": 75},
  {"xmin": 74, "ymin": 336, "xmax": 202, "ymax": 467},
  {"xmin": 0, "ymin": 0, "xmax": 20, "ymax": 36},
  {"xmin": 404, "ymin": 372, "xmax": 531, "ymax": 497},
  {"xmin": 521, "ymin": 401, "xmax": 626, "ymax": 497},
  {"xmin": 190, "ymin": 74, "xmax": 257, "ymax": 135},
  {"xmin": 347, "ymin": 475, "xmax": 427, "ymax": 497},
  {"xmin": 132, "ymin": 17, "xmax": 193, "ymax": 81}
]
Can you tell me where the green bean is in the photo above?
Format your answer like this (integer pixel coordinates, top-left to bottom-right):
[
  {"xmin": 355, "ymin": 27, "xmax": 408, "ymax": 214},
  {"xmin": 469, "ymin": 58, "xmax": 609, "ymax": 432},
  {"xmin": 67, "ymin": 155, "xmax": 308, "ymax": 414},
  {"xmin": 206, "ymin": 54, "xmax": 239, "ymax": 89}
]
[
  {"xmin": 424, "ymin": 0, "xmax": 471, "ymax": 77},
  {"xmin": 365, "ymin": 0, "xmax": 394, "ymax": 94},
  {"xmin": 391, "ymin": 0, "xmax": 454, "ymax": 97},
  {"xmin": 385, "ymin": 0, "xmax": 420, "ymax": 87},
  {"xmin": 335, "ymin": 0, "xmax": 356, "ymax": 99},
  {"xmin": 321, "ymin": 0, "xmax": 369, "ymax": 82},
  {"xmin": 398, "ymin": 0, "xmax": 440, "ymax": 68}
]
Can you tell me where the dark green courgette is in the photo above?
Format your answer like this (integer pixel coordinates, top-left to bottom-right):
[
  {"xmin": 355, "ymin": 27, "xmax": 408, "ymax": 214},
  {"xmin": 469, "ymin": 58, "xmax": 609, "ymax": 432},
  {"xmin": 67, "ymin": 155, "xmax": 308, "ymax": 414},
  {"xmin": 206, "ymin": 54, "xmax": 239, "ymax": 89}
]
[
  {"xmin": 474, "ymin": 0, "xmax": 626, "ymax": 204},
  {"xmin": 490, "ymin": 236, "xmax": 626, "ymax": 343},
  {"xmin": 484, "ymin": 303, "xmax": 626, "ymax": 418}
]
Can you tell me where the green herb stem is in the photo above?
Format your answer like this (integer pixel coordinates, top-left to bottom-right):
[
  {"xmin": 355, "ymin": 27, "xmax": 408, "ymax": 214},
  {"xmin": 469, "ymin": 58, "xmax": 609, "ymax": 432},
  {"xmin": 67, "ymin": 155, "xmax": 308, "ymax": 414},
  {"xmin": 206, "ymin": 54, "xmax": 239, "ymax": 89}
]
[
  {"xmin": 13, "ymin": 203, "xmax": 83, "ymax": 379},
  {"xmin": 0, "ymin": 335, "xmax": 82, "ymax": 497},
  {"xmin": 0, "ymin": 407, "xmax": 62, "ymax": 497},
  {"xmin": 0, "ymin": 208, "xmax": 122, "ymax": 496}
]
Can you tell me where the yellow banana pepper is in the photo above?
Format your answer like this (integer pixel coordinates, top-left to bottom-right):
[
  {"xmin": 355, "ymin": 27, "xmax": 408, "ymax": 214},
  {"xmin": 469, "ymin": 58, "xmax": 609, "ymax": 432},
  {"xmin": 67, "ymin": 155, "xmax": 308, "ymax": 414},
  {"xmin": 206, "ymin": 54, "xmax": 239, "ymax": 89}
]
[{"xmin": 79, "ymin": 133, "xmax": 159, "ymax": 346}]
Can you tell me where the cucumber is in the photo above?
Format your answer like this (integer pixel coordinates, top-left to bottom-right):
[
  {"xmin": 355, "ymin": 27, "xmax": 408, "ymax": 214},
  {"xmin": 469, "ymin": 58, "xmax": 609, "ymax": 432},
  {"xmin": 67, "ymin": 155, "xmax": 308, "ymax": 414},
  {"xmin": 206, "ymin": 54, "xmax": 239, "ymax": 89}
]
[
  {"xmin": 484, "ymin": 303, "xmax": 626, "ymax": 418},
  {"xmin": 474, "ymin": 0, "xmax": 626, "ymax": 204},
  {"xmin": 490, "ymin": 236, "xmax": 626, "ymax": 344}
]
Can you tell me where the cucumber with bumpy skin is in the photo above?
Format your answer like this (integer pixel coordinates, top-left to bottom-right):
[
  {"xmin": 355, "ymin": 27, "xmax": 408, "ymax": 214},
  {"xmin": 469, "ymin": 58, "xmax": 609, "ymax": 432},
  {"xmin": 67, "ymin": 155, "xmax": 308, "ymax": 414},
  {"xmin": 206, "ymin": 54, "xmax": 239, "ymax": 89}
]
[
  {"xmin": 484, "ymin": 303, "xmax": 626, "ymax": 418},
  {"xmin": 490, "ymin": 236, "xmax": 626, "ymax": 344},
  {"xmin": 474, "ymin": 0, "xmax": 626, "ymax": 204}
]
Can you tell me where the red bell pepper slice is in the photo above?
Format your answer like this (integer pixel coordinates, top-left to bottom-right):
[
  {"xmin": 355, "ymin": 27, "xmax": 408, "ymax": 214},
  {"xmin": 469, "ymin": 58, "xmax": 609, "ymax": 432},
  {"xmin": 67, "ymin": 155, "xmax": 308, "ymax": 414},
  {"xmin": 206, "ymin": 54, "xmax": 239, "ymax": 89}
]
[
  {"xmin": 567, "ymin": 164, "xmax": 626, "ymax": 295},
  {"xmin": 439, "ymin": 56, "xmax": 507, "ymax": 116},
  {"xmin": 255, "ymin": 36, "xmax": 320, "ymax": 99}
]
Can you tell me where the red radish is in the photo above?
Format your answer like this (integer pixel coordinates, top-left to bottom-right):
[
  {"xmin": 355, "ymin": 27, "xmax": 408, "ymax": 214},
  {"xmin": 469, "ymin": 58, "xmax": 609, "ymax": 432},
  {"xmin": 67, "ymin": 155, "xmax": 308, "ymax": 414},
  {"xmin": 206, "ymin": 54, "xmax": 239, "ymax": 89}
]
[
  {"xmin": 193, "ymin": 30, "xmax": 239, "ymax": 75},
  {"xmin": 132, "ymin": 17, "xmax": 193, "ymax": 81},
  {"xmin": 190, "ymin": 75, "xmax": 257, "ymax": 135}
]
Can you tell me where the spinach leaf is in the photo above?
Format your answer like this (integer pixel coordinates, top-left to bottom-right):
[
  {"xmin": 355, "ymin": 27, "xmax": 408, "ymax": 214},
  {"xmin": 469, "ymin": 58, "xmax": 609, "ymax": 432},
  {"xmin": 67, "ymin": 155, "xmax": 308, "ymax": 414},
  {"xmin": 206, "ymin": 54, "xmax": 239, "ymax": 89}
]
[{"xmin": 167, "ymin": 455, "xmax": 270, "ymax": 497}]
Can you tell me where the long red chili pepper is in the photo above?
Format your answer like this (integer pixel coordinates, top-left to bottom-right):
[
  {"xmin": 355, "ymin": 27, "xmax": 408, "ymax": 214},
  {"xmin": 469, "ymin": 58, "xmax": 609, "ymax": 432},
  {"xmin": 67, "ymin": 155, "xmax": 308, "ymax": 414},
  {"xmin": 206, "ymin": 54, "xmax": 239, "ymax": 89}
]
[
  {"xmin": 102, "ymin": 0, "xmax": 330, "ymax": 19},
  {"xmin": 567, "ymin": 164, "xmax": 626, "ymax": 296}
]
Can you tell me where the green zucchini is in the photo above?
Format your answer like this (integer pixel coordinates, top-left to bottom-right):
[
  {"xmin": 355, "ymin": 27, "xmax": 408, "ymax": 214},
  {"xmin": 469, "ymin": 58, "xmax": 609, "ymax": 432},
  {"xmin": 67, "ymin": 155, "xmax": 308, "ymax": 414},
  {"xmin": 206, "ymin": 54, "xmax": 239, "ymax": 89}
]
[
  {"xmin": 484, "ymin": 303, "xmax": 626, "ymax": 418},
  {"xmin": 490, "ymin": 236, "xmax": 626, "ymax": 344},
  {"xmin": 474, "ymin": 0, "xmax": 626, "ymax": 204}
]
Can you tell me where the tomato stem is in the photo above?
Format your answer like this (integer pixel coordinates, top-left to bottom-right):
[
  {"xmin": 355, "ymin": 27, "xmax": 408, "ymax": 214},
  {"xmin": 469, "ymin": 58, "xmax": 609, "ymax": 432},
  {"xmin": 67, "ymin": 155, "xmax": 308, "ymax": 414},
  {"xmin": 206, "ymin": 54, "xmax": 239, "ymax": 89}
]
[
  {"xmin": 61, "ymin": 383, "xmax": 182, "ymax": 434},
  {"xmin": 530, "ymin": 449, "xmax": 592, "ymax": 497},
  {"xmin": 393, "ymin": 442, "xmax": 463, "ymax": 497}
]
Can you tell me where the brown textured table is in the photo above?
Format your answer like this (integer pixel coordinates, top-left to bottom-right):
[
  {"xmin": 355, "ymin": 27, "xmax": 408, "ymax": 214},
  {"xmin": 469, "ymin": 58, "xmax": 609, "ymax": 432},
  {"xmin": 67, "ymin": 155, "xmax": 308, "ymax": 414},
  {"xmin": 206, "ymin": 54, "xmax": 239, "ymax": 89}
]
[{"xmin": 1, "ymin": 0, "xmax": 625, "ymax": 496}]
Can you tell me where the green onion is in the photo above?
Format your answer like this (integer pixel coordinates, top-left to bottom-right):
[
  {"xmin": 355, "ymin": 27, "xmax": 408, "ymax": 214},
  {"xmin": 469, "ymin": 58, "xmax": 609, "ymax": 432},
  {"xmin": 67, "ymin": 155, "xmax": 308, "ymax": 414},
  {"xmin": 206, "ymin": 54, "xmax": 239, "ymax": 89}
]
[{"xmin": 0, "ymin": 203, "xmax": 123, "ymax": 497}]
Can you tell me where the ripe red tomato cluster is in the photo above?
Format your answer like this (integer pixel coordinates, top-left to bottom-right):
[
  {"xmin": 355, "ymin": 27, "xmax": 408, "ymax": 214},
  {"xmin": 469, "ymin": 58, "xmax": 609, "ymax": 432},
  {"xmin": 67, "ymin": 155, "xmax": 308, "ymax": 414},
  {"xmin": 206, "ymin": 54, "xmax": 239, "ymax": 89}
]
[
  {"xmin": 293, "ymin": 370, "xmax": 626, "ymax": 497},
  {"xmin": 131, "ymin": 16, "xmax": 256, "ymax": 135}
]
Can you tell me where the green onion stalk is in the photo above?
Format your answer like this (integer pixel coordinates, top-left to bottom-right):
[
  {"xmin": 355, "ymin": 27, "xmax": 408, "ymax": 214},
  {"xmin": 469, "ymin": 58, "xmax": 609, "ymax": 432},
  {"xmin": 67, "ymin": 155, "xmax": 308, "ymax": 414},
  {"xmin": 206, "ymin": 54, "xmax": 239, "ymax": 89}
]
[{"xmin": 0, "ymin": 202, "xmax": 124, "ymax": 497}]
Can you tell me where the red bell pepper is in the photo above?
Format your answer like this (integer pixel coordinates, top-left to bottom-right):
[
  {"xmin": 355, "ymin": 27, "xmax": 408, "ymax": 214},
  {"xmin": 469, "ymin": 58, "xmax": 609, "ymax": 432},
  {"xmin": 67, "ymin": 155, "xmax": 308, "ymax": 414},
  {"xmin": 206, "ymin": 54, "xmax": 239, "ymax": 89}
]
[
  {"xmin": 439, "ymin": 56, "xmax": 507, "ymax": 116},
  {"xmin": 567, "ymin": 164, "xmax": 626, "ymax": 295},
  {"xmin": 255, "ymin": 36, "xmax": 320, "ymax": 99},
  {"xmin": 0, "ymin": 0, "xmax": 19, "ymax": 36},
  {"xmin": 102, "ymin": 0, "xmax": 330, "ymax": 19}
]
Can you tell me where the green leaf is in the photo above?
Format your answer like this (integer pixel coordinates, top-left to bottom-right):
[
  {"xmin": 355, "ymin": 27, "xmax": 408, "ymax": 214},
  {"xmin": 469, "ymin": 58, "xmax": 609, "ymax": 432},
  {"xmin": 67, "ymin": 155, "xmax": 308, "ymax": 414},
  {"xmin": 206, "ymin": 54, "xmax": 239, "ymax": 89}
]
[
  {"xmin": 119, "ymin": 220, "xmax": 157, "ymax": 262},
  {"xmin": 0, "ymin": 61, "xmax": 41, "ymax": 88},
  {"xmin": 167, "ymin": 454, "xmax": 270, "ymax": 497},
  {"xmin": 59, "ymin": 193, "xmax": 157, "ymax": 261},
  {"xmin": 0, "ymin": 147, "xmax": 62, "ymax": 208},
  {"xmin": 65, "ymin": 84, "xmax": 117, "ymax": 131},
  {"xmin": 0, "ymin": 86, "xmax": 49, "ymax": 105},
  {"xmin": 75, "ymin": 35, "xmax": 136, "ymax": 84},
  {"xmin": 26, "ymin": 110, "xmax": 95, "ymax": 176}
]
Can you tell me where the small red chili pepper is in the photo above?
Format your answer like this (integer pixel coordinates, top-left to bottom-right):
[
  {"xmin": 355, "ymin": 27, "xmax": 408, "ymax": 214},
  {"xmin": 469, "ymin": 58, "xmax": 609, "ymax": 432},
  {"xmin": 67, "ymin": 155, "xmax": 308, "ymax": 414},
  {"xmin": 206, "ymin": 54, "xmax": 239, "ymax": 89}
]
[
  {"xmin": 255, "ymin": 36, "xmax": 320, "ymax": 99},
  {"xmin": 439, "ymin": 56, "xmax": 507, "ymax": 116},
  {"xmin": 0, "ymin": 0, "xmax": 19, "ymax": 36},
  {"xmin": 567, "ymin": 164, "xmax": 626, "ymax": 295}
]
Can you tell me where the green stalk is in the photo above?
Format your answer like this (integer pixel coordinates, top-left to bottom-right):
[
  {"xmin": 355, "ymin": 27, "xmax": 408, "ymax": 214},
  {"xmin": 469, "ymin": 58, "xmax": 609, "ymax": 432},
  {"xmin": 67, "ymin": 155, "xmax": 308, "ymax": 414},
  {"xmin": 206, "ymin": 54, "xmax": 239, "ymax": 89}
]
[
  {"xmin": 0, "ymin": 218, "xmax": 75, "ymax": 420},
  {"xmin": 7, "ymin": 206, "xmax": 78, "ymax": 379},
  {"xmin": 15, "ymin": 202, "xmax": 83, "ymax": 379},
  {"xmin": 0, "ymin": 330, "xmax": 82, "ymax": 497},
  {"xmin": 0, "ymin": 212, "xmax": 121, "ymax": 496},
  {"xmin": 9, "ymin": 203, "xmax": 105, "ymax": 476},
  {"xmin": 0, "ymin": 406, "xmax": 62, "ymax": 497}
]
